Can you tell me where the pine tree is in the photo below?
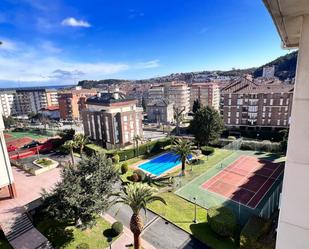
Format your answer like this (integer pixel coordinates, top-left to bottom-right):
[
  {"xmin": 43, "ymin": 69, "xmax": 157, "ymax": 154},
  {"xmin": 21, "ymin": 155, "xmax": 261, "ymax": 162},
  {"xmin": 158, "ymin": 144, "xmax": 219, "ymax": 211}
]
[
  {"xmin": 189, "ymin": 106, "xmax": 224, "ymax": 146},
  {"xmin": 42, "ymin": 153, "xmax": 117, "ymax": 228},
  {"xmin": 192, "ymin": 99, "xmax": 201, "ymax": 113}
]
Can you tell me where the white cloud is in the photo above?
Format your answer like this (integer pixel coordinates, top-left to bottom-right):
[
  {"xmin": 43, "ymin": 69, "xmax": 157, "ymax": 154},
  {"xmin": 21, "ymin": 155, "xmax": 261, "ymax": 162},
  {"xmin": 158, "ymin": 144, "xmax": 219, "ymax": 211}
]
[
  {"xmin": 0, "ymin": 38, "xmax": 159, "ymax": 83},
  {"xmin": 61, "ymin": 17, "xmax": 91, "ymax": 28},
  {"xmin": 0, "ymin": 39, "xmax": 18, "ymax": 51}
]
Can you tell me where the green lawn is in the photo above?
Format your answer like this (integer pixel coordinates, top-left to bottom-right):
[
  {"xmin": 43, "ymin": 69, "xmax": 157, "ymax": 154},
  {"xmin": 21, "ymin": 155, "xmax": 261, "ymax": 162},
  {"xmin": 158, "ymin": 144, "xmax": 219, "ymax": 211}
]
[
  {"xmin": 148, "ymin": 192, "xmax": 238, "ymax": 249},
  {"xmin": 35, "ymin": 216, "xmax": 118, "ymax": 249}
]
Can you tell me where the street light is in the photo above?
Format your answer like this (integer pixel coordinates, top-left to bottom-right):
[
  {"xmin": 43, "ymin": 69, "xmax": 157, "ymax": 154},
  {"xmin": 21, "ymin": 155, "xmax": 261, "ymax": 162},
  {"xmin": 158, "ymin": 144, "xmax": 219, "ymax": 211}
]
[{"xmin": 193, "ymin": 197, "xmax": 197, "ymax": 223}]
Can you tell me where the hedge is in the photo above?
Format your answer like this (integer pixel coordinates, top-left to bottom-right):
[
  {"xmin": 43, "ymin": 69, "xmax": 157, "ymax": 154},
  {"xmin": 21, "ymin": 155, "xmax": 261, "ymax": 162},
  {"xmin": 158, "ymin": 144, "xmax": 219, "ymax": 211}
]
[
  {"xmin": 240, "ymin": 140, "xmax": 281, "ymax": 153},
  {"xmin": 240, "ymin": 216, "xmax": 272, "ymax": 249},
  {"xmin": 207, "ymin": 206, "xmax": 237, "ymax": 237},
  {"xmin": 111, "ymin": 222, "xmax": 123, "ymax": 236},
  {"xmin": 200, "ymin": 146, "xmax": 215, "ymax": 156},
  {"xmin": 84, "ymin": 138, "xmax": 171, "ymax": 161}
]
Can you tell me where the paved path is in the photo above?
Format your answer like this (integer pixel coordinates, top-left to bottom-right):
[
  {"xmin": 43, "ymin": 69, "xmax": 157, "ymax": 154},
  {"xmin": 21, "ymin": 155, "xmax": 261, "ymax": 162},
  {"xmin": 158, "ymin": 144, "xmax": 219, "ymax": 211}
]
[
  {"xmin": 103, "ymin": 213, "xmax": 156, "ymax": 249},
  {"xmin": 107, "ymin": 202, "xmax": 211, "ymax": 249}
]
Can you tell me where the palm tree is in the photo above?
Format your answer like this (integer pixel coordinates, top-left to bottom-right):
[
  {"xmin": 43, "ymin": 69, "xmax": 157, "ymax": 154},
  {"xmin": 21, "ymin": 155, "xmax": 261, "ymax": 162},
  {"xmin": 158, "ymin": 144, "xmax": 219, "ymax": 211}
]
[
  {"xmin": 74, "ymin": 133, "xmax": 89, "ymax": 157},
  {"xmin": 133, "ymin": 135, "xmax": 142, "ymax": 156},
  {"xmin": 171, "ymin": 138, "xmax": 195, "ymax": 176},
  {"xmin": 63, "ymin": 140, "xmax": 77, "ymax": 166},
  {"xmin": 113, "ymin": 183, "xmax": 166, "ymax": 249}
]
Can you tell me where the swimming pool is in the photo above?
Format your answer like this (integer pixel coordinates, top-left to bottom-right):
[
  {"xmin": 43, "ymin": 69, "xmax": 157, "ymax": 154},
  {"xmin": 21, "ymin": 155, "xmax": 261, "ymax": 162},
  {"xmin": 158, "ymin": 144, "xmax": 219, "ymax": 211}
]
[{"xmin": 138, "ymin": 152, "xmax": 192, "ymax": 176}]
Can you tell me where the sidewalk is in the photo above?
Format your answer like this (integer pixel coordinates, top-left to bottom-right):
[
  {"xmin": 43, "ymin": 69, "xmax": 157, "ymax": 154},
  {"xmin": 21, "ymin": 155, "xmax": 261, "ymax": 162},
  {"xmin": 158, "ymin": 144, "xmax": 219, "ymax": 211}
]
[{"xmin": 103, "ymin": 213, "xmax": 156, "ymax": 249}]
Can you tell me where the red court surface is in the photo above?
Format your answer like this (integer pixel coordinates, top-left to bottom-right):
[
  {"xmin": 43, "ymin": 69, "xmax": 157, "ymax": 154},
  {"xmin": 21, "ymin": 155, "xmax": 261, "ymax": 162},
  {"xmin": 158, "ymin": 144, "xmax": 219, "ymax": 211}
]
[
  {"xmin": 201, "ymin": 156, "xmax": 284, "ymax": 209},
  {"xmin": 5, "ymin": 137, "xmax": 33, "ymax": 148}
]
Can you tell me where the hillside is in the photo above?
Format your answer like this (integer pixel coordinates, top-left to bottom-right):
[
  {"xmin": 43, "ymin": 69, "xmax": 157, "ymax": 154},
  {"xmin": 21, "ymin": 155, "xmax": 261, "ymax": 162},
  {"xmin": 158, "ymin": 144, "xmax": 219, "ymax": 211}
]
[
  {"xmin": 253, "ymin": 51, "xmax": 298, "ymax": 80},
  {"xmin": 77, "ymin": 52, "xmax": 298, "ymax": 88}
]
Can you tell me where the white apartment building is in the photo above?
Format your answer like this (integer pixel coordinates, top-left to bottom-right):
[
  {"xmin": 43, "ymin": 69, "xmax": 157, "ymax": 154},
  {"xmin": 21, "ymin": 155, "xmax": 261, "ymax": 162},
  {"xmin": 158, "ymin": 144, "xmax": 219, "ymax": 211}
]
[
  {"xmin": 148, "ymin": 85, "xmax": 165, "ymax": 101},
  {"xmin": 0, "ymin": 90, "xmax": 16, "ymax": 117},
  {"xmin": 166, "ymin": 82, "xmax": 190, "ymax": 114},
  {"xmin": 190, "ymin": 83, "xmax": 220, "ymax": 111},
  {"xmin": 263, "ymin": 1, "xmax": 309, "ymax": 249}
]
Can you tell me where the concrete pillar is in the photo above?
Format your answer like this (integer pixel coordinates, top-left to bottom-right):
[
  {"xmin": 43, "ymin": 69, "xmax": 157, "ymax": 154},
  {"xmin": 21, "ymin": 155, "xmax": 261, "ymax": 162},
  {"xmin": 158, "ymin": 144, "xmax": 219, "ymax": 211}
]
[{"xmin": 276, "ymin": 15, "xmax": 309, "ymax": 249}]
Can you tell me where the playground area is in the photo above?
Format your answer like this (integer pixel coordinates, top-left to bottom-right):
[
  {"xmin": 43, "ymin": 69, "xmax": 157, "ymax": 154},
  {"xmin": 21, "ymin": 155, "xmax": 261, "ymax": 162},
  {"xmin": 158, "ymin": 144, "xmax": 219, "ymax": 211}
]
[
  {"xmin": 176, "ymin": 151, "xmax": 285, "ymax": 224},
  {"xmin": 4, "ymin": 131, "xmax": 49, "ymax": 147}
]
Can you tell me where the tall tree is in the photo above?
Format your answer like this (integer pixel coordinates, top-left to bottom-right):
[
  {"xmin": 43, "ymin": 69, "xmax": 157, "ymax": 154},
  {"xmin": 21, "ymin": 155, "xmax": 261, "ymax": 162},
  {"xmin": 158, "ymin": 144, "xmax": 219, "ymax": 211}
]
[
  {"xmin": 141, "ymin": 97, "xmax": 147, "ymax": 112},
  {"xmin": 189, "ymin": 106, "xmax": 224, "ymax": 146},
  {"xmin": 42, "ymin": 153, "xmax": 117, "ymax": 228},
  {"xmin": 113, "ymin": 183, "xmax": 166, "ymax": 249},
  {"xmin": 3, "ymin": 116, "xmax": 16, "ymax": 129},
  {"xmin": 133, "ymin": 135, "xmax": 142, "ymax": 156},
  {"xmin": 192, "ymin": 99, "xmax": 201, "ymax": 113},
  {"xmin": 279, "ymin": 129, "xmax": 289, "ymax": 154},
  {"xmin": 63, "ymin": 140, "xmax": 77, "ymax": 166},
  {"xmin": 171, "ymin": 138, "xmax": 195, "ymax": 176},
  {"xmin": 74, "ymin": 133, "xmax": 89, "ymax": 157},
  {"xmin": 173, "ymin": 107, "xmax": 185, "ymax": 136}
]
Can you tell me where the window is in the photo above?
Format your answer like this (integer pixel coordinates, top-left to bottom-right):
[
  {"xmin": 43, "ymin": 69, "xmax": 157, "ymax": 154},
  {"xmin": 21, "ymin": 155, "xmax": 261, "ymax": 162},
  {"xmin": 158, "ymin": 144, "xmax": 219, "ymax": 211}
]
[
  {"xmin": 236, "ymin": 112, "xmax": 239, "ymax": 118},
  {"xmin": 283, "ymin": 120, "xmax": 287, "ymax": 126},
  {"xmin": 227, "ymin": 118, "xmax": 230, "ymax": 124},
  {"xmin": 268, "ymin": 112, "xmax": 271, "ymax": 118},
  {"xmin": 280, "ymin": 99, "xmax": 283, "ymax": 105},
  {"xmin": 123, "ymin": 116, "xmax": 128, "ymax": 122},
  {"xmin": 270, "ymin": 99, "xmax": 273, "ymax": 105},
  {"xmin": 236, "ymin": 119, "xmax": 239, "ymax": 124},
  {"xmin": 228, "ymin": 99, "xmax": 231, "ymax": 105},
  {"xmin": 264, "ymin": 99, "xmax": 267, "ymax": 104},
  {"xmin": 277, "ymin": 120, "xmax": 280, "ymax": 126},
  {"xmin": 228, "ymin": 112, "xmax": 231, "ymax": 117}
]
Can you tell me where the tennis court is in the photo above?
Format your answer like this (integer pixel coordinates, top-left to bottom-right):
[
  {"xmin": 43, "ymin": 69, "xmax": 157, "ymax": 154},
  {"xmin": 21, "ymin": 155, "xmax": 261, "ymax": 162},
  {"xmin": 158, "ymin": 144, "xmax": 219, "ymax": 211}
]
[
  {"xmin": 201, "ymin": 155, "xmax": 284, "ymax": 209},
  {"xmin": 175, "ymin": 151, "xmax": 285, "ymax": 224}
]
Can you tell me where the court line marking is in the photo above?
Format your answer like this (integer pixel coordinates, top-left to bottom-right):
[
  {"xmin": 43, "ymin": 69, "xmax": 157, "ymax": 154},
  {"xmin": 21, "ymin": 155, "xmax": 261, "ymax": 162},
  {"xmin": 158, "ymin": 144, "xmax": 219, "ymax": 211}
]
[{"xmin": 246, "ymin": 162, "xmax": 283, "ymax": 207}]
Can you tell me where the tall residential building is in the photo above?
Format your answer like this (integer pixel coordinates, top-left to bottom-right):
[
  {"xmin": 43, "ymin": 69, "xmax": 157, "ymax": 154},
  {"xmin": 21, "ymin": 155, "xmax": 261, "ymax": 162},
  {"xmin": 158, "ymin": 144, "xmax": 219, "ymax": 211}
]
[
  {"xmin": 82, "ymin": 92, "xmax": 143, "ymax": 149},
  {"xmin": 190, "ymin": 83, "xmax": 220, "ymax": 111},
  {"xmin": 58, "ymin": 87, "xmax": 97, "ymax": 120},
  {"xmin": 220, "ymin": 78, "xmax": 293, "ymax": 130},
  {"xmin": 46, "ymin": 89, "xmax": 59, "ymax": 107},
  {"xmin": 263, "ymin": 1, "xmax": 309, "ymax": 249},
  {"xmin": 148, "ymin": 85, "xmax": 165, "ymax": 101},
  {"xmin": 0, "ymin": 90, "xmax": 16, "ymax": 117},
  {"xmin": 166, "ymin": 82, "xmax": 190, "ymax": 114},
  {"xmin": 0, "ymin": 115, "xmax": 16, "ymax": 198},
  {"xmin": 14, "ymin": 88, "xmax": 57, "ymax": 115}
]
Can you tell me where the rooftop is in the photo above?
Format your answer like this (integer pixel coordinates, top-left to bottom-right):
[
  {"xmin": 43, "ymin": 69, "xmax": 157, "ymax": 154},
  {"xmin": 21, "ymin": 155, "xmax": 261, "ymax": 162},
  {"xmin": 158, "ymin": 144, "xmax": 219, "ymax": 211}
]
[{"xmin": 86, "ymin": 92, "xmax": 136, "ymax": 105}]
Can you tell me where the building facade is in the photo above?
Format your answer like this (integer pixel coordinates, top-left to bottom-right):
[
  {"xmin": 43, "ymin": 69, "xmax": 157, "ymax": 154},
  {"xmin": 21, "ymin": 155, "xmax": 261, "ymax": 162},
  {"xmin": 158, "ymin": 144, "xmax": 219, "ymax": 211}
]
[
  {"xmin": 146, "ymin": 99, "xmax": 174, "ymax": 124},
  {"xmin": 220, "ymin": 78, "xmax": 293, "ymax": 130},
  {"xmin": 263, "ymin": 1, "xmax": 309, "ymax": 249},
  {"xmin": 262, "ymin": 65, "xmax": 276, "ymax": 78},
  {"xmin": 0, "ymin": 90, "xmax": 16, "ymax": 117},
  {"xmin": 82, "ymin": 92, "xmax": 143, "ymax": 149},
  {"xmin": 0, "ymin": 115, "xmax": 16, "ymax": 198},
  {"xmin": 190, "ymin": 82, "xmax": 220, "ymax": 111},
  {"xmin": 58, "ymin": 88, "xmax": 97, "ymax": 120}
]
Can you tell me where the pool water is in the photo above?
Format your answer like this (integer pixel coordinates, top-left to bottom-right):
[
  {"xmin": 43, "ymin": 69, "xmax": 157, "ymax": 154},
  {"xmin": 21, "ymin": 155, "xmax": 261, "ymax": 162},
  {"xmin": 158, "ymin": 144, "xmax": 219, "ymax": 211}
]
[{"xmin": 138, "ymin": 152, "xmax": 192, "ymax": 176}]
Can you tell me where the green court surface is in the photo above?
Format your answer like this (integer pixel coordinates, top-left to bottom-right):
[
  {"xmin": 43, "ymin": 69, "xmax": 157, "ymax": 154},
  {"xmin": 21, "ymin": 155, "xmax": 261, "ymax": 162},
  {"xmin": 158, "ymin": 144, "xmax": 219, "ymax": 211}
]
[
  {"xmin": 5, "ymin": 131, "xmax": 50, "ymax": 140},
  {"xmin": 175, "ymin": 150, "xmax": 285, "ymax": 224}
]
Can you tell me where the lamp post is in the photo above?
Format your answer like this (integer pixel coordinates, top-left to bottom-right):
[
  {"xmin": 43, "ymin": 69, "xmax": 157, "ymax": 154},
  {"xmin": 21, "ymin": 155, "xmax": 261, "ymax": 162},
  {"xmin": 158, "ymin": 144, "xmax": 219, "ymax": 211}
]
[{"xmin": 193, "ymin": 197, "xmax": 197, "ymax": 223}]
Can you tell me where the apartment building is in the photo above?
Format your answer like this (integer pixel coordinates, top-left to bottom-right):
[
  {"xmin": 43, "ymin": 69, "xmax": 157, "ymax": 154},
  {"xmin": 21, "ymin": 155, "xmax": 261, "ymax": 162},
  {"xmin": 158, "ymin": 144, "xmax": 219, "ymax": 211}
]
[
  {"xmin": 46, "ymin": 89, "xmax": 59, "ymax": 107},
  {"xmin": 82, "ymin": 92, "xmax": 143, "ymax": 149},
  {"xmin": 146, "ymin": 99, "xmax": 174, "ymax": 124},
  {"xmin": 0, "ymin": 90, "xmax": 16, "ymax": 117},
  {"xmin": 221, "ymin": 78, "xmax": 293, "ymax": 130},
  {"xmin": 148, "ymin": 85, "xmax": 165, "ymax": 101},
  {"xmin": 190, "ymin": 82, "xmax": 220, "ymax": 111},
  {"xmin": 263, "ymin": 1, "xmax": 309, "ymax": 249},
  {"xmin": 0, "ymin": 115, "xmax": 16, "ymax": 198},
  {"xmin": 166, "ymin": 82, "xmax": 190, "ymax": 114},
  {"xmin": 58, "ymin": 87, "xmax": 97, "ymax": 120}
]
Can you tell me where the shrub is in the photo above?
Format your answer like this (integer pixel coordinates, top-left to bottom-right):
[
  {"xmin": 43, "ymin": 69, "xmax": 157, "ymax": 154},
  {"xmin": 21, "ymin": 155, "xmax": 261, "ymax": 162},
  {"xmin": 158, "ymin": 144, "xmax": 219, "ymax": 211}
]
[
  {"xmin": 121, "ymin": 163, "xmax": 129, "ymax": 174},
  {"xmin": 76, "ymin": 243, "xmax": 90, "ymax": 249},
  {"xmin": 207, "ymin": 206, "xmax": 237, "ymax": 237},
  {"xmin": 227, "ymin": 136, "xmax": 237, "ymax": 140},
  {"xmin": 112, "ymin": 154, "xmax": 120, "ymax": 164},
  {"xmin": 240, "ymin": 216, "xmax": 272, "ymax": 249},
  {"xmin": 111, "ymin": 221, "xmax": 123, "ymax": 236},
  {"xmin": 130, "ymin": 173, "xmax": 140, "ymax": 182},
  {"xmin": 201, "ymin": 146, "xmax": 215, "ymax": 156},
  {"xmin": 134, "ymin": 169, "xmax": 146, "ymax": 181}
]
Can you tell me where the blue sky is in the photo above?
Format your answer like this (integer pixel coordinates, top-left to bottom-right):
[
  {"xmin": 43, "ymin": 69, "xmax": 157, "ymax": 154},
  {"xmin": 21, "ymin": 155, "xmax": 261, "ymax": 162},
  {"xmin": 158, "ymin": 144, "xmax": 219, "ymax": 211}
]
[{"xmin": 0, "ymin": 0, "xmax": 290, "ymax": 87}]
